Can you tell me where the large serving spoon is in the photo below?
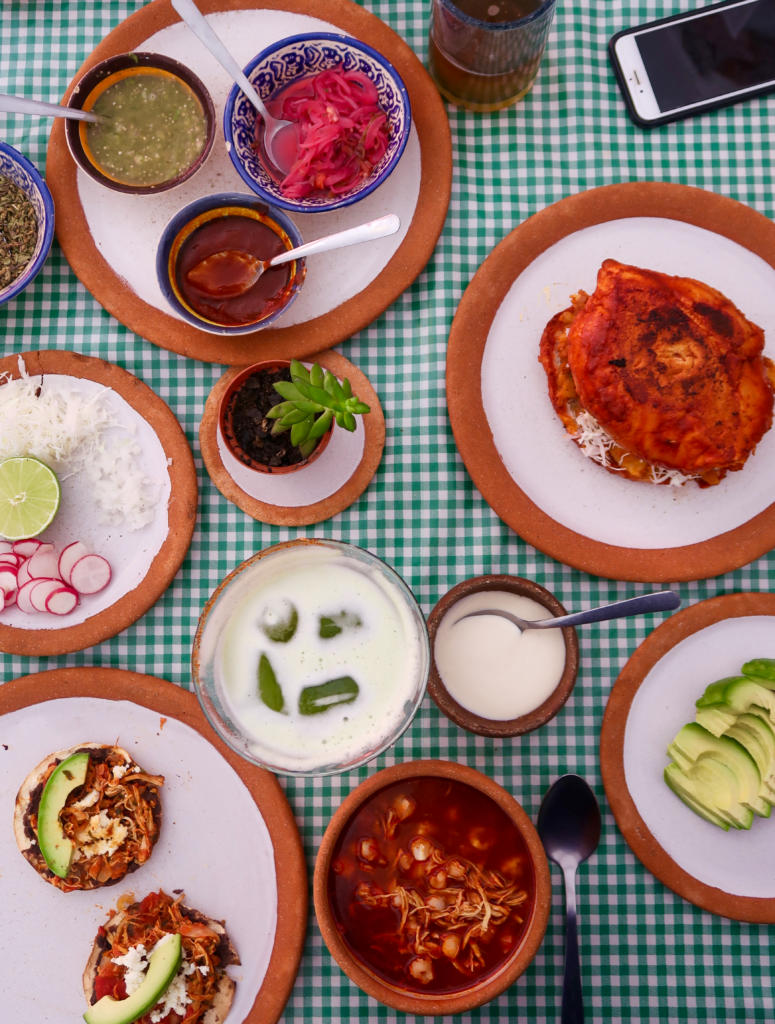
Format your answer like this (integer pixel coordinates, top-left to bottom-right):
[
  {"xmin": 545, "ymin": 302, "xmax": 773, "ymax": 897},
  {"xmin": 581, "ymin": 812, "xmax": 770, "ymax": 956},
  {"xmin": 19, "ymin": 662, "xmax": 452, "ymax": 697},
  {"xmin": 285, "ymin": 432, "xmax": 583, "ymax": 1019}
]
[
  {"xmin": 171, "ymin": 0, "xmax": 293, "ymax": 173},
  {"xmin": 538, "ymin": 775, "xmax": 601, "ymax": 1024},
  {"xmin": 186, "ymin": 213, "xmax": 401, "ymax": 299},
  {"xmin": 0, "ymin": 93, "xmax": 106, "ymax": 124},
  {"xmin": 454, "ymin": 590, "xmax": 680, "ymax": 634}
]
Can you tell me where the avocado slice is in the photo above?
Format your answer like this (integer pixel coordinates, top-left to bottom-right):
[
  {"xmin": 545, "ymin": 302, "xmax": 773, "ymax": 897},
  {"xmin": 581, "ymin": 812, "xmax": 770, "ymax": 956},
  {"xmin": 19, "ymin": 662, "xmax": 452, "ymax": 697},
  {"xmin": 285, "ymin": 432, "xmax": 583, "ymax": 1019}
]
[
  {"xmin": 84, "ymin": 932, "xmax": 182, "ymax": 1024},
  {"xmin": 742, "ymin": 657, "xmax": 775, "ymax": 688},
  {"xmin": 695, "ymin": 677, "xmax": 775, "ymax": 736},
  {"xmin": 726, "ymin": 713, "xmax": 775, "ymax": 804},
  {"xmin": 669, "ymin": 723, "xmax": 766, "ymax": 818},
  {"xmin": 664, "ymin": 762, "xmax": 731, "ymax": 830},
  {"xmin": 38, "ymin": 752, "xmax": 89, "ymax": 878},
  {"xmin": 691, "ymin": 758, "xmax": 754, "ymax": 829}
]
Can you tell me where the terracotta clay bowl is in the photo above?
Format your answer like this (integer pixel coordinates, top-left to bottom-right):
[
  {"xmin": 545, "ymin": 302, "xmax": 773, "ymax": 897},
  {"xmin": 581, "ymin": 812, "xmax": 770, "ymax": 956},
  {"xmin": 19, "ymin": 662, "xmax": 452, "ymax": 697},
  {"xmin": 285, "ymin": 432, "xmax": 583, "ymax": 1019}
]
[
  {"xmin": 65, "ymin": 52, "xmax": 216, "ymax": 195},
  {"xmin": 313, "ymin": 759, "xmax": 551, "ymax": 1014},
  {"xmin": 218, "ymin": 359, "xmax": 333, "ymax": 474},
  {"xmin": 427, "ymin": 575, "xmax": 579, "ymax": 737}
]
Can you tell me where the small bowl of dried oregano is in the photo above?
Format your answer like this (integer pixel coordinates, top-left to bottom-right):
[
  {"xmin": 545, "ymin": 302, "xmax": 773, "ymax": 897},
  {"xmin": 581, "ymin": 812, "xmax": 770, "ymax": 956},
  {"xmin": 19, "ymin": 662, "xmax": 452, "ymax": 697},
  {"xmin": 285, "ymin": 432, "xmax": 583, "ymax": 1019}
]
[{"xmin": 0, "ymin": 142, "xmax": 55, "ymax": 307}]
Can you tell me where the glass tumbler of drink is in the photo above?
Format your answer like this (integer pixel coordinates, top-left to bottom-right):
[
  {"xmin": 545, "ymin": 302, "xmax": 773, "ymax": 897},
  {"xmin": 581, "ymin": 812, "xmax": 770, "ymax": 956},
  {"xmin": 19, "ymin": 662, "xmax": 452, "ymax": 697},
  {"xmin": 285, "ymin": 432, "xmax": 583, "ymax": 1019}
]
[{"xmin": 428, "ymin": 0, "xmax": 557, "ymax": 111}]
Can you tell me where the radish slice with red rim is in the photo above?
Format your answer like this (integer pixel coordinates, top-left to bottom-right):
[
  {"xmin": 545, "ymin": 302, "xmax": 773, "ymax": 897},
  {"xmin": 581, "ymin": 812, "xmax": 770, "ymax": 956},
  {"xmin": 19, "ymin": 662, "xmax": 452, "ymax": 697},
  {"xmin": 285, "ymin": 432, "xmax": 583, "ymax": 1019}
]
[
  {"xmin": 4, "ymin": 589, "xmax": 16, "ymax": 608},
  {"xmin": 12, "ymin": 539, "xmax": 42, "ymax": 558},
  {"xmin": 0, "ymin": 540, "xmax": 14, "ymax": 554},
  {"xmin": 29, "ymin": 579, "xmax": 66, "ymax": 613},
  {"xmin": 0, "ymin": 570, "xmax": 18, "ymax": 595},
  {"xmin": 70, "ymin": 555, "xmax": 111, "ymax": 595},
  {"xmin": 16, "ymin": 579, "xmax": 41, "ymax": 614},
  {"xmin": 0, "ymin": 556, "xmax": 20, "ymax": 571},
  {"xmin": 16, "ymin": 560, "xmax": 31, "ymax": 588},
  {"xmin": 59, "ymin": 541, "xmax": 89, "ymax": 587},
  {"xmin": 46, "ymin": 587, "xmax": 79, "ymax": 616},
  {"xmin": 28, "ymin": 549, "xmax": 62, "ymax": 580}
]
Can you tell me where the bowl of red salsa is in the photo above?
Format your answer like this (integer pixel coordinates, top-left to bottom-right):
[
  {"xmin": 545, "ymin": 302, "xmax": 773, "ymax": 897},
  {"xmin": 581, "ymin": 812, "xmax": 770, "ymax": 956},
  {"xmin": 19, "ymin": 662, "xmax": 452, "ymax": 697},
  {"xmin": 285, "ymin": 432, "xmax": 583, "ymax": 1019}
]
[
  {"xmin": 223, "ymin": 33, "xmax": 411, "ymax": 213},
  {"xmin": 314, "ymin": 760, "xmax": 551, "ymax": 1014},
  {"xmin": 156, "ymin": 192, "xmax": 305, "ymax": 334}
]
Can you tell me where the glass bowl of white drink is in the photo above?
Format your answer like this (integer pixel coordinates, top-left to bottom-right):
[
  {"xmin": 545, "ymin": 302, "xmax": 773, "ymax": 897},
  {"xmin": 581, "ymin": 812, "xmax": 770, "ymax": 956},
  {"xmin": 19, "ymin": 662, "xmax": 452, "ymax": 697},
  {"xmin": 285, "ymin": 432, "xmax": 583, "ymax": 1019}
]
[{"xmin": 192, "ymin": 539, "xmax": 430, "ymax": 776}]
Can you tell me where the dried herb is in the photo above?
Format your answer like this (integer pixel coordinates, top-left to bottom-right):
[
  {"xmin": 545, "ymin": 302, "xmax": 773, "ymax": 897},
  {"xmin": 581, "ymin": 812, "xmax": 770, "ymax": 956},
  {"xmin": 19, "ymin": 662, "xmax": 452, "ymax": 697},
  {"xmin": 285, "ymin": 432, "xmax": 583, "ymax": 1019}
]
[{"xmin": 0, "ymin": 175, "xmax": 37, "ymax": 289}]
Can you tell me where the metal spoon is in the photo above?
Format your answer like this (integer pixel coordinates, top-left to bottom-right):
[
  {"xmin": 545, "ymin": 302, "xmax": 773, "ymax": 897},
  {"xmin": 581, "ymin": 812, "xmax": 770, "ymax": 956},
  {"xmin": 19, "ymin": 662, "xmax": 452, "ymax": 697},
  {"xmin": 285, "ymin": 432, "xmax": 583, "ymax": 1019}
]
[
  {"xmin": 171, "ymin": 0, "xmax": 293, "ymax": 173},
  {"xmin": 0, "ymin": 93, "xmax": 106, "ymax": 124},
  {"xmin": 454, "ymin": 590, "xmax": 680, "ymax": 634},
  {"xmin": 537, "ymin": 775, "xmax": 601, "ymax": 1024},
  {"xmin": 186, "ymin": 213, "xmax": 401, "ymax": 298}
]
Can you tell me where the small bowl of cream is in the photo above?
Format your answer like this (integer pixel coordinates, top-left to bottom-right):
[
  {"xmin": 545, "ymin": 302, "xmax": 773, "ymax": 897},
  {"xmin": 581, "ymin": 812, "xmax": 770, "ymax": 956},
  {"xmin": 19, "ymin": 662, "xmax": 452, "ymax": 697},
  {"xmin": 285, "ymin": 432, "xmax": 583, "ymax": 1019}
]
[{"xmin": 427, "ymin": 575, "xmax": 579, "ymax": 737}]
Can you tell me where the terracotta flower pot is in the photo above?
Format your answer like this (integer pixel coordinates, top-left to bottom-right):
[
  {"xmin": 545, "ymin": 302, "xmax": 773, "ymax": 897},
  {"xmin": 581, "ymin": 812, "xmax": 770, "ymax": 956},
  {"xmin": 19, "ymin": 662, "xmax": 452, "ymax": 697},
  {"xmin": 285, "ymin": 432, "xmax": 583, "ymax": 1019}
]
[
  {"xmin": 313, "ymin": 759, "xmax": 551, "ymax": 1014},
  {"xmin": 426, "ymin": 574, "xmax": 580, "ymax": 737},
  {"xmin": 218, "ymin": 359, "xmax": 333, "ymax": 474}
]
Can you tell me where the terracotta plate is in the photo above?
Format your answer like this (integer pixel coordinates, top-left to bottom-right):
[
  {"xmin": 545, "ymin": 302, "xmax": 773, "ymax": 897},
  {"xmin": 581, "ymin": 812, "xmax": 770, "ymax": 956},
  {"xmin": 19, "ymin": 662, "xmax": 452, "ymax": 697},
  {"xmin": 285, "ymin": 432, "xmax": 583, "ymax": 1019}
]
[
  {"xmin": 199, "ymin": 349, "xmax": 385, "ymax": 525},
  {"xmin": 0, "ymin": 667, "xmax": 307, "ymax": 1024},
  {"xmin": 46, "ymin": 0, "xmax": 452, "ymax": 365},
  {"xmin": 0, "ymin": 350, "xmax": 197, "ymax": 656},
  {"xmin": 600, "ymin": 592, "xmax": 775, "ymax": 922},
  {"xmin": 446, "ymin": 182, "xmax": 775, "ymax": 582}
]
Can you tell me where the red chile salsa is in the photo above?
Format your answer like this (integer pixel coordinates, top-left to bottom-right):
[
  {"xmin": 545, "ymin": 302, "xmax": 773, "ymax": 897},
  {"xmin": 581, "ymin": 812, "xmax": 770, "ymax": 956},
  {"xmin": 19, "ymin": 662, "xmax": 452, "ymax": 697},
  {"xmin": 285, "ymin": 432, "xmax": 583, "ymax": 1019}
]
[
  {"xmin": 176, "ymin": 215, "xmax": 291, "ymax": 327},
  {"xmin": 328, "ymin": 777, "xmax": 534, "ymax": 993}
]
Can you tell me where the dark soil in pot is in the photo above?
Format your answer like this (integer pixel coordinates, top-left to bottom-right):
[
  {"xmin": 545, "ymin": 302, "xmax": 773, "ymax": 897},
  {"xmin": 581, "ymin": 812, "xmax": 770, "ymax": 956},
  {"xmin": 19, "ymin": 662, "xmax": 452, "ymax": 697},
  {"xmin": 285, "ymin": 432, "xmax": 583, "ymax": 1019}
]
[{"xmin": 228, "ymin": 367, "xmax": 308, "ymax": 469}]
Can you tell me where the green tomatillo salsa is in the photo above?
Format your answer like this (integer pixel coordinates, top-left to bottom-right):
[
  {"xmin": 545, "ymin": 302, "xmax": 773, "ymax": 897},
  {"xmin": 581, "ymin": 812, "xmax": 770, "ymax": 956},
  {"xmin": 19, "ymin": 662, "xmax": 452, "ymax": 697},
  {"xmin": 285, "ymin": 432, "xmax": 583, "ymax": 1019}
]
[{"xmin": 85, "ymin": 71, "xmax": 207, "ymax": 186}]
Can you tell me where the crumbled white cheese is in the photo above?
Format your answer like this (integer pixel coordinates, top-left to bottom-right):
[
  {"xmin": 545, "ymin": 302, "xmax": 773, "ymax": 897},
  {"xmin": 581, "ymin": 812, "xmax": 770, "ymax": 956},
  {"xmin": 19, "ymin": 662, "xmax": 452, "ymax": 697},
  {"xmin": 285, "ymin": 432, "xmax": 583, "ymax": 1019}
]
[
  {"xmin": 570, "ymin": 410, "xmax": 696, "ymax": 487},
  {"xmin": 107, "ymin": 934, "xmax": 196, "ymax": 1021},
  {"xmin": 112, "ymin": 765, "xmax": 128, "ymax": 780},
  {"xmin": 0, "ymin": 358, "xmax": 162, "ymax": 530},
  {"xmin": 71, "ymin": 788, "xmax": 100, "ymax": 810},
  {"xmin": 199, "ymin": 965, "xmax": 209, "ymax": 976},
  {"xmin": 111, "ymin": 944, "xmax": 149, "ymax": 996},
  {"xmin": 74, "ymin": 808, "xmax": 128, "ymax": 860}
]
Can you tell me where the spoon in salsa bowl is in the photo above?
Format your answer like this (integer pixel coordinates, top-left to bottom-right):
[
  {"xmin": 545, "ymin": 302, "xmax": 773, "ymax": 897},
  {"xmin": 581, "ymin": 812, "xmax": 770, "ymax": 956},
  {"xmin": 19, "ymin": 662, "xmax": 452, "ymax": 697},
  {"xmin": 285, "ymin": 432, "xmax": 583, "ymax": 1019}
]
[
  {"xmin": 0, "ymin": 92, "xmax": 108, "ymax": 124},
  {"xmin": 455, "ymin": 590, "xmax": 680, "ymax": 634},
  {"xmin": 186, "ymin": 213, "xmax": 401, "ymax": 299}
]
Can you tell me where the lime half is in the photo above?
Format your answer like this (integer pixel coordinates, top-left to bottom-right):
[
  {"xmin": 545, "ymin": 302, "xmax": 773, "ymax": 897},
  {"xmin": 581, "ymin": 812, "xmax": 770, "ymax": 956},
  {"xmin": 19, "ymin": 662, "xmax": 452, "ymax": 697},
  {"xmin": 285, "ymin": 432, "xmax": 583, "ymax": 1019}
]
[{"xmin": 0, "ymin": 457, "xmax": 61, "ymax": 540}]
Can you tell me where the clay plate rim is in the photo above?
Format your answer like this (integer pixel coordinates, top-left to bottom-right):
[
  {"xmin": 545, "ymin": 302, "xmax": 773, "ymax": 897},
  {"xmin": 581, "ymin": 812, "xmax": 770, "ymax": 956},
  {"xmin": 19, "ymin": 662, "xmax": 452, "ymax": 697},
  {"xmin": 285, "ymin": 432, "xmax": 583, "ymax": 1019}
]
[
  {"xmin": 0, "ymin": 350, "xmax": 197, "ymax": 656},
  {"xmin": 426, "ymin": 574, "xmax": 579, "ymax": 737},
  {"xmin": 599, "ymin": 592, "xmax": 775, "ymax": 922},
  {"xmin": 313, "ymin": 758, "xmax": 551, "ymax": 1015},
  {"xmin": 46, "ymin": 0, "xmax": 452, "ymax": 365},
  {"xmin": 199, "ymin": 349, "xmax": 385, "ymax": 525},
  {"xmin": 446, "ymin": 181, "xmax": 775, "ymax": 583},
  {"xmin": 0, "ymin": 667, "xmax": 307, "ymax": 1023}
]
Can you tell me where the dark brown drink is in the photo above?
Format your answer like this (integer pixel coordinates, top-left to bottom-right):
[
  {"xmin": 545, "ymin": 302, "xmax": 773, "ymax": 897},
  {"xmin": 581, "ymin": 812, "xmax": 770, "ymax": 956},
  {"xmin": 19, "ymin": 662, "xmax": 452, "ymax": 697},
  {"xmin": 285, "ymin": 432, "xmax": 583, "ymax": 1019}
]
[{"xmin": 428, "ymin": 0, "xmax": 555, "ymax": 111}]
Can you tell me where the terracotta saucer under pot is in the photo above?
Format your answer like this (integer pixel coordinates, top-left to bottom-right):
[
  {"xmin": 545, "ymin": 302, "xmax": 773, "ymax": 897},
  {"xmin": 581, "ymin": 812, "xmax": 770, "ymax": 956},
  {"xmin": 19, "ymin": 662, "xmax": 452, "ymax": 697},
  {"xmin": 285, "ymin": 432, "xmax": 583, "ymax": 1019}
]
[
  {"xmin": 426, "ymin": 575, "xmax": 579, "ymax": 737},
  {"xmin": 313, "ymin": 759, "xmax": 551, "ymax": 1014},
  {"xmin": 218, "ymin": 359, "xmax": 333, "ymax": 474}
]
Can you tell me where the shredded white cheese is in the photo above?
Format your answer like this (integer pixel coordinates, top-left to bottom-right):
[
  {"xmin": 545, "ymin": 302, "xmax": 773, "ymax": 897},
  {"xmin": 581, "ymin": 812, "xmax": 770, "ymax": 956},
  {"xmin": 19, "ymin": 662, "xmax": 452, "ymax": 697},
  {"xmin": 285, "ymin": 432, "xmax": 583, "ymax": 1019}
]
[
  {"xmin": 74, "ymin": 808, "xmax": 128, "ymax": 860},
  {"xmin": 71, "ymin": 788, "xmax": 100, "ymax": 810},
  {"xmin": 111, "ymin": 765, "xmax": 128, "ymax": 780},
  {"xmin": 108, "ymin": 934, "xmax": 197, "ymax": 1021},
  {"xmin": 0, "ymin": 358, "xmax": 162, "ymax": 530},
  {"xmin": 570, "ymin": 410, "xmax": 696, "ymax": 487},
  {"xmin": 111, "ymin": 944, "xmax": 149, "ymax": 996}
]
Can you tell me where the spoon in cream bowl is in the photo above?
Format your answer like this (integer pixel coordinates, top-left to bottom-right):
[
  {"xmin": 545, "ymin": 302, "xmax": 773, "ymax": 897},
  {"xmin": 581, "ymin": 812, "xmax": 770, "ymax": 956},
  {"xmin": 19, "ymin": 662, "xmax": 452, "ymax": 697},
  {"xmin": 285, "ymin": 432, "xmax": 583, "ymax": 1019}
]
[
  {"xmin": 185, "ymin": 213, "xmax": 401, "ymax": 299},
  {"xmin": 455, "ymin": 590, "xmax": 680, "ymax": 634}
]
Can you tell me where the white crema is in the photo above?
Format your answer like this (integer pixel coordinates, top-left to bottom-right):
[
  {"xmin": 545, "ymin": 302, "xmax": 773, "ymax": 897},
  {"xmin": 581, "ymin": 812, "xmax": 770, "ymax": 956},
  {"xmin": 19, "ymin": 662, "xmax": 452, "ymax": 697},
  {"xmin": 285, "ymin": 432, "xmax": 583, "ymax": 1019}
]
[
  {"xmin": 434, "ymin": 591, "xmax": 567, "ymax": 721},
  {"xmin": 217, "ymin": 547, "xmax": 423, "ymax": 772}
]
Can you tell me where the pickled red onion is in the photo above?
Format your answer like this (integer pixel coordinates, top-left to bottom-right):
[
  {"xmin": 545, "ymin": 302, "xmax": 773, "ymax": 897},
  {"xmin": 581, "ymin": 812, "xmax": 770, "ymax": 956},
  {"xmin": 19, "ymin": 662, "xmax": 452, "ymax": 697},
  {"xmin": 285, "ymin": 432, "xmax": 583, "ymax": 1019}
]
[{"xmin": 259, "ymin": 68, "xmax": 390, "ymax": 199}]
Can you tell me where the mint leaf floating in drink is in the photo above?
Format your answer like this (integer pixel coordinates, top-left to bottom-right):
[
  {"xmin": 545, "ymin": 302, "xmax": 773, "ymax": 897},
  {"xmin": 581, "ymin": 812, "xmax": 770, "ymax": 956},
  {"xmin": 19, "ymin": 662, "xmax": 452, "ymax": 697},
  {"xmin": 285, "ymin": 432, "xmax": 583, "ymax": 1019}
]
[
  {"xmin": 299, "ymin": 676, "xmax": 359, "ymax": 715},
  {"xmin": 319, "ymin": 611, "xmax": 363, "ymax": 639},
  {"xmin": 258, "ymin": 653, "xmax": 286, "ymax": 713},
  {"xmin": 259, "ymin": 600, "xmax": 298, "ymax": 643}
]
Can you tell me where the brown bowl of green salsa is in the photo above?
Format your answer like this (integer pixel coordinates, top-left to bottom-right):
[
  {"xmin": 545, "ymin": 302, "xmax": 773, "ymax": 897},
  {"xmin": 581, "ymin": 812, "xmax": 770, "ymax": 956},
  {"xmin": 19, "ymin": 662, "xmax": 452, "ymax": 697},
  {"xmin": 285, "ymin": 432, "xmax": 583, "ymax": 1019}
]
[{"xmin": 65, "ymin": 52, "xmax": 216, "ymax": 195}]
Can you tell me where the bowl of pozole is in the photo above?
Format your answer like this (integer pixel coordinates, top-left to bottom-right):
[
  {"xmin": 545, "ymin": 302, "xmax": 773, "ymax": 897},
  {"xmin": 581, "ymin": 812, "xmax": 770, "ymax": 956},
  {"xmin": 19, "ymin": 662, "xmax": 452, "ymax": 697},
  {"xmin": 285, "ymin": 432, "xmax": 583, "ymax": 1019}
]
[{"xmin": 65, "ymin": 52, "xmax": 215, "ymax": 195}]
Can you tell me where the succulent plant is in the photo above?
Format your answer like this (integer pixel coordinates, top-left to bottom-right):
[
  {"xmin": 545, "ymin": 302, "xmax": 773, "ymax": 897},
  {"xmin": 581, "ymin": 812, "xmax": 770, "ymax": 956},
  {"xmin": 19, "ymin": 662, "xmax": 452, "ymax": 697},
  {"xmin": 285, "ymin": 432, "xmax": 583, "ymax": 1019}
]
[{"xmin": 266, "ymin": 359, "xmax": 371, "ymax": 458}]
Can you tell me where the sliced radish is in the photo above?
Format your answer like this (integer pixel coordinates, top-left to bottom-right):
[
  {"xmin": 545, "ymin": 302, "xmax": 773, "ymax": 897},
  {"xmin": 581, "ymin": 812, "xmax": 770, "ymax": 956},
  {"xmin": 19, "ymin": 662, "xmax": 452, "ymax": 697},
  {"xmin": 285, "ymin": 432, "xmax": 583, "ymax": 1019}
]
[
  {"xmin": 13, "ymin": 539, "xmax": 43, "ymax": 558},
  {"xmin": 16, "ymin": 559, "xmax": 31, "ymax": 588},
  {"xmin": 28, "ymin": 548, "xmax": 62, "ymax": 580},
  {"xmin": 46, "ymin": 587, "xmax": 79, "ymax": 616},
  {"xmin": 16, "ymin": 579, "xmax": 41, "ymax": 614},
  {"xmin": 29, "ymin": 579, "xmax": 65, "ymax": 613},
  {"xmin": 0, "ymin": 553, "xmax": 22, "ymax": 567},
  {"xmin": 4, "ymin": 589, "xmax": 16, "ymax": 608},
  {"xmin": 0, "ymin": 541, "xmax": 13, "ymax": 554},
  {"xmin": 0, "ymin": 570, "xmax": 18, "ymax": 595},
  {"xmin": 59, "ymin": 542, "xmax": 89, "ymax": 587},
  {"xmin": 70, "ymin": 555, "xmax": 111, "ymax": 595}
]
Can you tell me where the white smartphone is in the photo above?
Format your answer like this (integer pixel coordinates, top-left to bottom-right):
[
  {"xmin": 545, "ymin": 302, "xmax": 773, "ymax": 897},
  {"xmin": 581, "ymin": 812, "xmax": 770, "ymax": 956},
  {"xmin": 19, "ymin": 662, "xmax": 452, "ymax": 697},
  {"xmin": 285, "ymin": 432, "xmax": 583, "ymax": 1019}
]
[{"xmin": 609, "ymin": 0, "xmax": 775, "ymax": 127}]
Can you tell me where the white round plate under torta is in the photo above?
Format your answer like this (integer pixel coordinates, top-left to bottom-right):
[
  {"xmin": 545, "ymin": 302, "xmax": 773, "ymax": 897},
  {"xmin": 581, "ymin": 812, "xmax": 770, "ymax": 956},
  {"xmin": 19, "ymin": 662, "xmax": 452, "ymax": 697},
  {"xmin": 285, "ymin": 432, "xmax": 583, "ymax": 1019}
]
[
  {"xmin": 1, "ymin": 375, "xmax": 170, "ymax": 630},
  {"xmin": 482, "ymin": 217, "xmax": 775, "ymax": 550},
  {"xmin": 0, "ymin": 697, "xmax": 277, "ymax": 1024},
  {"xmin": 623, "ymin": 615, "xmax": 775, "ymax": 899},
  {"xmin": 77, "ymin": 9, "xmax": 420, "ymax": 330}
]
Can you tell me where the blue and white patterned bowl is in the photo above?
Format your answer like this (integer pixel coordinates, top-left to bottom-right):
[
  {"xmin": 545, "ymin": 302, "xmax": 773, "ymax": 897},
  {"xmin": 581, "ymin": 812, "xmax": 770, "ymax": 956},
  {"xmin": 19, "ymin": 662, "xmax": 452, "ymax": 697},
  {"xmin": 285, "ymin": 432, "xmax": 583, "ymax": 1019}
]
[
  {"xmin": 223, "ymin": 32, "xmax": 411, "ymax": 214},
  {"xmin": 0, "ymin": 143, "xmax": 55, "ymax": 307}
]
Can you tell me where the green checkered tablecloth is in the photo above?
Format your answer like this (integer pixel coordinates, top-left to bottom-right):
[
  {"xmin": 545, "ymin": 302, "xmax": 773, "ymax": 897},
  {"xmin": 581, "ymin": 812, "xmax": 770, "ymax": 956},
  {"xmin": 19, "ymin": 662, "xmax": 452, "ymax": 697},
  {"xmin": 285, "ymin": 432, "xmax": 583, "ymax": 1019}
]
[{"xmin": 2, "ymin": 1, "xmax": 775, "ymax": 1020}]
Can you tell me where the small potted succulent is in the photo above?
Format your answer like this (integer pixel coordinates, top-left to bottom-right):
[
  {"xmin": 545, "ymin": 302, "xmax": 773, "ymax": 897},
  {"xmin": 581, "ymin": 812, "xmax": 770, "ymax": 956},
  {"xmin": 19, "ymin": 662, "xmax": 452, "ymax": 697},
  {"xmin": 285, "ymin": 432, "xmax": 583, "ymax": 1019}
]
[{"xmin": 220, "ymin": 359, "xmax": 370, "ymax": 474}]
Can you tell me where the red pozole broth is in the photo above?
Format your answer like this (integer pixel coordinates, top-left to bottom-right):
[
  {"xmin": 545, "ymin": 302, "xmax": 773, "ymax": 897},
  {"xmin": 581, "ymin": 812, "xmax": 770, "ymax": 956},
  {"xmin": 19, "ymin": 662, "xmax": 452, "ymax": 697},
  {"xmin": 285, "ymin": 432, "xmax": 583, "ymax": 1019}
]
[{"xmin": 328, "ymin": 777, "xmax": 534, "ymax": 993}]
